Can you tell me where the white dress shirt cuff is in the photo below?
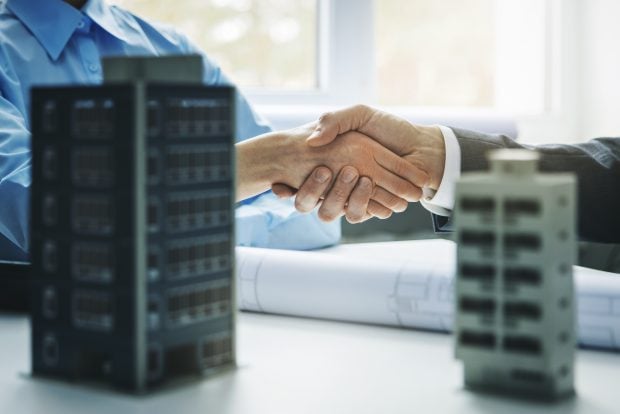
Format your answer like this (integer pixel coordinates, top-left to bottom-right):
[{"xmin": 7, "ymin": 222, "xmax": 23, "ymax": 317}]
[{"xmin": 419, "ymin": 126, "xmax": 461, "ymax": 217}]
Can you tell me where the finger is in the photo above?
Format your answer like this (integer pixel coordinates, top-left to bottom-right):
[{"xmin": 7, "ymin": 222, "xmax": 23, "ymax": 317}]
[
  {"xmin": 372, "ymin": 167, "xmax": 424, "ymax": 203},
  {"xmin": 367, "ymin": 200, "xmax": 393, "ymax": 219},
  {"xmin": 345, "ymin": 176, "xmax": 373, "ymax": 224},
  {"xmin": 371, "ymin": 186, "xmax": 409, "ymax": 213},
  {"xmin": 294, "ymin": 166, "xmax": 333, "ymax": 213},
  {"xmin": 374, "ymin": 149, "xmax": 429, "ymax": 189},
  {"xmin": 318, "ymin": 166, "xmax": 359, "ymax": 222},
  {"xmin": 307, "ymin": 105, "xmax": 374, "ymax": 147},
  {"xmin": 347, "ymin": 212, "xmax": 373, "ymax": 224},
  {"xmin": 272, "ymin": 183, "xmax": 297, "ymax": 198}
]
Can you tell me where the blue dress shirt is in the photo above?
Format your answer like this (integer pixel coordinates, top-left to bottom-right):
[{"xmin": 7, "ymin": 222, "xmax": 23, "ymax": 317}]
[{"xmin": 0, "ymin": 0, "xmax": 340, "ymax": 261}]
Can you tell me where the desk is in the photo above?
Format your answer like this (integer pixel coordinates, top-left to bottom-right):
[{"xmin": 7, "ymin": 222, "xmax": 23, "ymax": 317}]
[{"xmin": 0, "ymin": 312, "xmax": 618, "ymax": 414}]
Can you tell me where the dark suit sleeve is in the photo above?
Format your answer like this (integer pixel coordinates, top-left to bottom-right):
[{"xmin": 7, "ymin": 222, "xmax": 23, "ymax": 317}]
[{"xmin": 431, "ymin": 128, "xmax": 620, "ymax": 243}]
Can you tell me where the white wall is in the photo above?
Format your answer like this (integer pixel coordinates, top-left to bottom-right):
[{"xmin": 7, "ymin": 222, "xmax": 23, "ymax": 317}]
[{"xmin": 580, "ymin": 0, "xmax": 620, "ymax": 139}]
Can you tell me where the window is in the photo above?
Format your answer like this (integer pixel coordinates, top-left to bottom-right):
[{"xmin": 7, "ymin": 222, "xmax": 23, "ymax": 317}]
[
  {"xmin": 112, "ymin": 0, "xmax": 578, "ymax": 141},
  {"xmin": 376, "ymin": 0, "xmax": 495, "ymax": 108},
  {"xmin": 111, "ymin": 0, "xmax": 318, "ymax": 90},
  {"xmin": 374, "ymin": 0, "xmax": 553, "ymax": 115}
]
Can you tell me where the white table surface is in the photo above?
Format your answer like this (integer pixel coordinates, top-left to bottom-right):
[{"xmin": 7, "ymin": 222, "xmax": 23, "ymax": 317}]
[{"xmin": 1, "ymin": 312, "xmax": 618, "ymax": 414}]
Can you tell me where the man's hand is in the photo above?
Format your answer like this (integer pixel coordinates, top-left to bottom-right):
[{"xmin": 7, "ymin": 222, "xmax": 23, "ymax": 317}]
[
  {"xmin": 272, "ymin": 166, "xmax": 404, "ymax": 223},
  {"xmin": 282, "ymin": 105, "xmax": 446, "ymax": 220},
  {"xmin": 307, "ymin": 105, "xmax": 446, "ymax": 189},
  {"xmin": 268, "ymin": 123, "xmax": 428, "ymax": 200},
  {"xmin": 236, "ymin": 120, "xmax": 428, "ymax": 209}
]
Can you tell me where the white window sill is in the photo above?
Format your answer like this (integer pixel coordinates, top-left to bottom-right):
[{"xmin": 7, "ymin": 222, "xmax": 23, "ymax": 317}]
[{"xmin": 255, "ymin": 104, "xmax": 519, "ymax": 139}]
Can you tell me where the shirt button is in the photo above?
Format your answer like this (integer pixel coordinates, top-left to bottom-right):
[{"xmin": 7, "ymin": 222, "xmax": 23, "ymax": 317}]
[
  {"xmin": 77, "ymin": 20, "xmax": 85, "ymax": 29},
  {"xmin": 88, "ymin": 64, "xmax": 98, "ymax": 72}
]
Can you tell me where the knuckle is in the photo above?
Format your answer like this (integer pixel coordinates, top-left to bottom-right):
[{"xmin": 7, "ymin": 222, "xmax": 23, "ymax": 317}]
[
  {"xmin": 374, "ymin": 211, "xmax": 389, "ymax": 220},
  {"xmin": 395, "ymin": 201, "xmax": 409, "ymax": 213},
  {"xmin": 345, "ymin": 209, "xmax": 364, "ymax": 224},
  {"xmin": 375, "ymin": 211, "xmax": 387, "ymax": 219},
  {"xmin": 358, "ymin": 215, "xmax": 371, "ymax": 223},
  {"xmin": 312, "ymin": 166, "xmax": 332, "ymax": 184},
  {"xmin": 294, "ymin": 196, "xmax": 314, "ymax": 213},
  {"xmin": 346, "ymin": 215, "xmax": 362, "ymax": 224},
  {"xmin": 375, "ymin": 188, "xmax": 407, "ymax": 211},
  {"xmin": 353, "ymin": 104, "xmax": 370, "ymax": 114},
  {"xmin": 318, "ymin": 208, "xmax": 338, "ymax": 222},
  {"xmin": 318, "ymin": 111, "xmax": 333, "ymax": 124},
  {"xmin": 358, "ymin": 177, "xmax": 374, "ymax": 193},
  {"xmin": 331, "ymin": 187, "xmax": 350, "ymax": 203},
  {"xmin": 410, "ymin": 186, "xmax": 423, "ymax": 202},
  {"xmin": 393, "ymin": 197, "xmax": 409, "ymax": 212},
  {"xmin": 381, "ymin": 211, "xmax": 393, "ymax": 219},
  {"xmin": 368, "ymin": 202, "xmax": 391, "ymax": 219},
  {"xmin": 398, "ymin": 182, "xmax": 418, "ymax": 200},
  {"xmin": 382, "ymin": 193, "xmax": 401, "ymax": 210},
  {"xmin": 398, "ymin": 162, "xmax": 417, "ymax": 181},
  {"xmin": 339, "ymin": 167, "xmax": 359, "ymax": 185},
  {"xmin": 374, "ymin": 208, "xmax": 393, "ymax": 219}
]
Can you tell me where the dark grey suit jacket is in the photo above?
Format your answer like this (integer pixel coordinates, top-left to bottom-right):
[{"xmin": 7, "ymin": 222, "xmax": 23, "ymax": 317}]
[{"xmin": 433, "ymin": 128, "xmax": 620, "ymax": 243}]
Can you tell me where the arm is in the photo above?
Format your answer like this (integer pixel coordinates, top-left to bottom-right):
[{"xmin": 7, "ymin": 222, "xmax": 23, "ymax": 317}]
[
  {"xmin": 176, "ymin": 37, "xmax": 418, "ymax": 246},
  {"xmin": 286, "ymin": 105, "xmax": 444, "ymax": 223},
  {"xmin": 235, "ymin": 123, "xmax": 428, "ymax": 203},
  {"xmin": 176, "ymin": 38, "xmax": 341, "ymax": 248},
  {"xmin": 450, "ymin": 128, "xmax": 620, "ymax": 243},
  {"xmin": 306, "ymin": 105, "xmax": 620, "ymax": 243}
]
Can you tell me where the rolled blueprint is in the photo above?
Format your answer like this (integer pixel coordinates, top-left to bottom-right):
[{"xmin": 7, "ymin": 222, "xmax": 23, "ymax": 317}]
[{"xmin": 236, "ymin": 240, "xmax": 620, "ymax": 351}]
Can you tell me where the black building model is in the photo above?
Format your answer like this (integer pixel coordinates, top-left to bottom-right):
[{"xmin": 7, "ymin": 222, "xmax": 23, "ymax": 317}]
[{"xmin": 30, "ymin": 60, "xmax": 236, "ymax": 392}]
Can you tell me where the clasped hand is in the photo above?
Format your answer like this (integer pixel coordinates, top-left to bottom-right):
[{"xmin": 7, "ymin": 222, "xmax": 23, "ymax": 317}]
[{"xmin": 270, "ymin": 106, "xmax": 446, "ymax": 223}]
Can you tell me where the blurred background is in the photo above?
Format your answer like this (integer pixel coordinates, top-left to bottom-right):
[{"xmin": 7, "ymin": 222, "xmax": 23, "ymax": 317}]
[{"xmin": 111, "ymin": 0, "xmax": 620, "ymax": 271}]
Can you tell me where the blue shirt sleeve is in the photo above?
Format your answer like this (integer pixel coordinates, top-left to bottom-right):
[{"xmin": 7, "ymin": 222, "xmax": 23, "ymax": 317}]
[
  {"xmin": 235, "ymin": 192, "xmax": 341, "ymax": 250},
  {"xmin": 0, "ymin": 92, "xmax": 31, "ymax": 261},
  {"xmin": 0, "ymin": 14, "xmax": 341, "ymax": 259},
  {"xmin": 178, "ymin": 36, "xmax": 341, "ymax": 250}
]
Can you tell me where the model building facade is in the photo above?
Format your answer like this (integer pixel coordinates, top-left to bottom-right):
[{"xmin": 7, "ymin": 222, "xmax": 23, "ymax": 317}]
[
  {"xmin": 454, "ymin": 149, "xmax": 576, "ymax": 399},
  {"xmin": 30, "ymin": 82, "xmax": 235, "ymax": 392}
]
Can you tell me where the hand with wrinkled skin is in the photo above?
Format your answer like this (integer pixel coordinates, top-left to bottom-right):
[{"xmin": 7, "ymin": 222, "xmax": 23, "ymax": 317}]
[
  {"xmin": 236, "ymin": 122, "xmax": 429, "ymax": 222},
  {"xmin": 272, "ymin": 165, "xmax": 409, "ymax": 223},
  {"xmin": 273, "ymin": 105, "xmax": 445, "ymax": 222}
]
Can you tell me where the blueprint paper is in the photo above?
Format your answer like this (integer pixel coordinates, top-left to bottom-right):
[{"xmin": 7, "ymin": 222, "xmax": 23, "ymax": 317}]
[{"xmin": 236, "ymin": 240, "xmax": 620, "ymax": 351}]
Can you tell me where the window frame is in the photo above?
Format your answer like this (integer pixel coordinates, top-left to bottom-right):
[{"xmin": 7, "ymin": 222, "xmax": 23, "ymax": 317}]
[
  {"xmin": 245, "ymin": 0, "xmax": 580, "ymax": 143},
  {"xmin": 509, "ymin": 0, "xmax": 581, "ymax": 143},
  {"xmin": 245, "ymin": 0, "xmax": 375, "ymax": 106}
]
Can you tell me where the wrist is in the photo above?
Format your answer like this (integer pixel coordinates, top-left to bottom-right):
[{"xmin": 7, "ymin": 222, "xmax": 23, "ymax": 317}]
[
  {"xmin": 236, "ymin": 131, "xmax": 289, "ymax": 201},
  {"xmin": 420, "ymin": 125, "xmax": 460, "ymax": 212},
  {"xmin": 415, "ymin": 125, "xmax": 446, "ymax": 190}
]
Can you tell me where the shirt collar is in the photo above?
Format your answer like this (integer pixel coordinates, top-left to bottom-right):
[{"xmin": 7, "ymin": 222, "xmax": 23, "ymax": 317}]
[
  {"xmin": 6, "ymin": 0, "xmax": 128, "ymax": 61},
  {"xmin": 82, "ymin": 0, "xmax": 129, "ymax": 43}
]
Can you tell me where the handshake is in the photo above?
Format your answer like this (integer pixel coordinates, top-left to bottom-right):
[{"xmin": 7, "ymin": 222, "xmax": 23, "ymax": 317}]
[{"xmin": 236, "ymin": 105, "xmax": 447, "ymax": 223}]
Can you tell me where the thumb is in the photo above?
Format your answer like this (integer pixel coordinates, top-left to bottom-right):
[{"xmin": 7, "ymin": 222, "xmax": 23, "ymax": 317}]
[
  {"xmin": 306, "ymin": 120, "xmax": 339, "ymax": 147},
  {"xmin": 272, "ymin": 183, "xmax": 298, "ymax": 198},
  {"xmin": 307, "ymin": 105, "xmax": 374, "ymax": 147}
]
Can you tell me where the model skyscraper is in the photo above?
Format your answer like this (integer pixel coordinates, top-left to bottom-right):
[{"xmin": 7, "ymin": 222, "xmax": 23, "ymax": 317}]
[
  {"xmin": 30, "ymin": 56, "xmax": 235, "ymax": 392},
  {"xmin": 454, "ymin": 149, "xmax": 576, "ymax": 399}
]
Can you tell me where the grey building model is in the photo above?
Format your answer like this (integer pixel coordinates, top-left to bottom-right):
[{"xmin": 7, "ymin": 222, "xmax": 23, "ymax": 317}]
[
  {"xmin": 454, "ymin": 149, "xmax": 576, "ymax": 399},
  {"xmin": 30, "ymin": 56, "xmax": 236, "ymax": 392}
]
